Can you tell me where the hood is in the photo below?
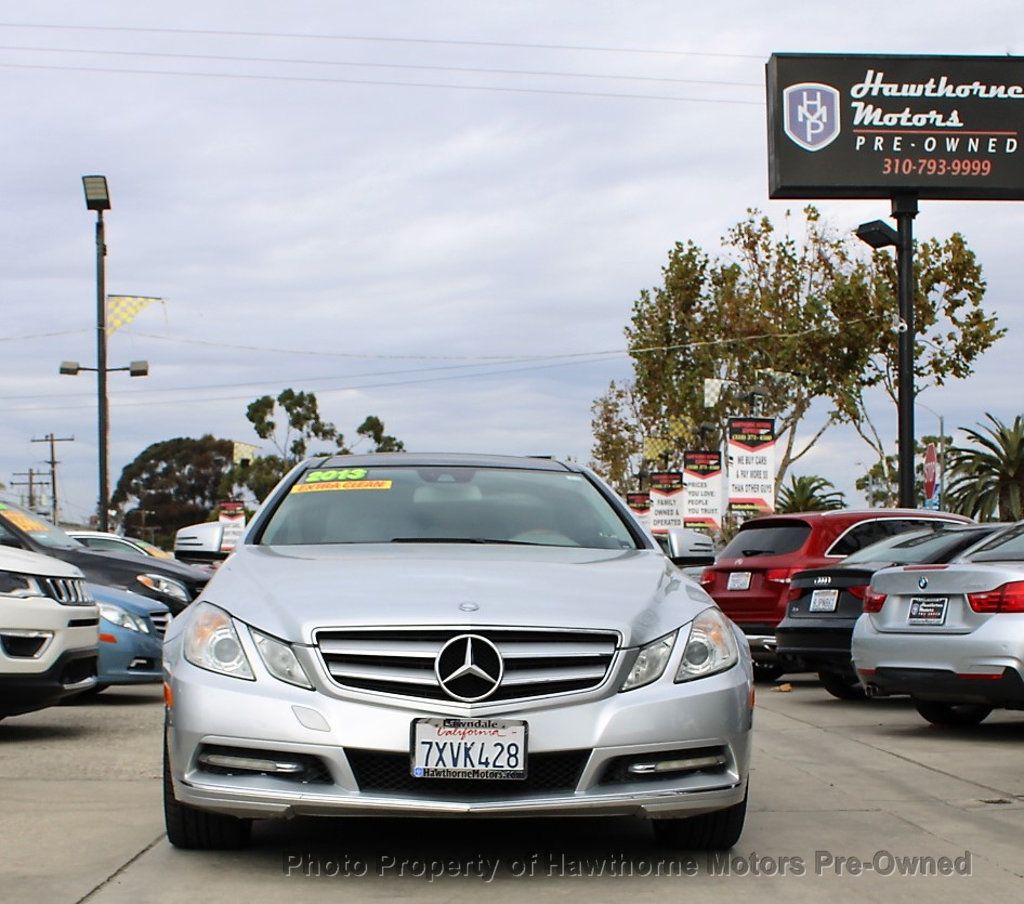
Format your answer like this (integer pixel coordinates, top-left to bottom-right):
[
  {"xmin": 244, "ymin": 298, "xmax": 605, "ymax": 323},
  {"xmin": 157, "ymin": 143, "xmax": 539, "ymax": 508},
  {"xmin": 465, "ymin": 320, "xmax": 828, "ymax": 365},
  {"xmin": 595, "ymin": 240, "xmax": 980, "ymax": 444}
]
[
  {"xmin": 200, "ymin": 543, "xmax": 716, "ymax": 647},
  {"xmin": 86, "ymin": 582, "xmax": 169, "ymax": 617},
  {"xmin": 54, "ymin": 545, "xmax": 209, "ymax": 585},
  {"xmin": 0, "ymin": 545, "xmax": 83, "ymax": 579}
]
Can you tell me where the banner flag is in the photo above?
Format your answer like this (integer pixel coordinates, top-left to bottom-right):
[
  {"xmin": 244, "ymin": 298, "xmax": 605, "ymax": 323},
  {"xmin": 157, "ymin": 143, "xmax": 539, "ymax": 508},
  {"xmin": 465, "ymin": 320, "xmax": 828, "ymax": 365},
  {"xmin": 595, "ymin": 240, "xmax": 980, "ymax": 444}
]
[{"xmin": 106, "ymin": 295, "xmax": 163, "ymax": 334}]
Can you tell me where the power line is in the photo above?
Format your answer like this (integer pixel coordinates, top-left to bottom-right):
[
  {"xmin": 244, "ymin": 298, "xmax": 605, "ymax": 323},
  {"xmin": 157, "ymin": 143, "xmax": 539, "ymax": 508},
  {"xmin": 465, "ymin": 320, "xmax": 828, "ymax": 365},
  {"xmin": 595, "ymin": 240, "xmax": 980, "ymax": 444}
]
[
  {"xmin": 0, "ymin": 44, "xmax": 763, "ymax": 89},
  {"xmin": 0, "ymin": 328, "xmax": 89, "ymax": 342},
  {"xmin": 0, "ymin": 60, "xmax": 765, "ymax": 104},
  {"xmin": 0, "ymin": 22, "xmax": 766, "ymax": 60}
]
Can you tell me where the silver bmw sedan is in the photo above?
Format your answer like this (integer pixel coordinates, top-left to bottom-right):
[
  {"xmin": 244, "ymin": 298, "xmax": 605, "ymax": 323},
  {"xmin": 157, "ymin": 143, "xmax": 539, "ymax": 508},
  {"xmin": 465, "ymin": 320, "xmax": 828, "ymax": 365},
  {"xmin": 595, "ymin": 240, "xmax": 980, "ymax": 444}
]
[
  {"xmin": 162, "ymin": 454, "xmax": 752, "ymax": 850},
  {"xmin": 852, "ymin": 520, "xmax": 1024, "ymax": 726}
]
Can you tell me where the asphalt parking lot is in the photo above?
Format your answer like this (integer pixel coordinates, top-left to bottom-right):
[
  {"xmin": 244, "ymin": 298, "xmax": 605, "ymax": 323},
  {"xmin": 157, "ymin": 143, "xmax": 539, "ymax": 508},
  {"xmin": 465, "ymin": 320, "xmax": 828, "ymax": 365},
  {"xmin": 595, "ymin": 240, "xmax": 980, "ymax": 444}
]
[{"xmin": 3, "ymin": 679, "xmax": 1024, "ymax": 903}]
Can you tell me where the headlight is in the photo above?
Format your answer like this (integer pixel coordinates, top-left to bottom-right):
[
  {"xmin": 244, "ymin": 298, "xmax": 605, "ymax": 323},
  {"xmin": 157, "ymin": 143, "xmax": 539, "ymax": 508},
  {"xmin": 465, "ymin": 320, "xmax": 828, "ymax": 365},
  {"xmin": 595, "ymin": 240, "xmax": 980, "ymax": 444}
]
[
  {"xmin": 675, "ymin": 607, "xmax": 739, "ymax": 682},
  {"xmin": 136, "ymin": 573, "xmax": 191, "ymax": 604},
  {"xmin": 251, "ymin": 629, "xmax": 313, "ymax": 689},
  {"xmin": 620, "ymin": 631, "xmax": 677, "ymax": 692},
  {"xmin": 0, "ymin": 571, "xmax": 44, "ymax": 598},
  {"xmin": 183, "ymin": 602, "xmax": 254, "ymax": 680},
  {"xmin": 99, "ymin": 603, "xmax": 149, "ymax": 633}
]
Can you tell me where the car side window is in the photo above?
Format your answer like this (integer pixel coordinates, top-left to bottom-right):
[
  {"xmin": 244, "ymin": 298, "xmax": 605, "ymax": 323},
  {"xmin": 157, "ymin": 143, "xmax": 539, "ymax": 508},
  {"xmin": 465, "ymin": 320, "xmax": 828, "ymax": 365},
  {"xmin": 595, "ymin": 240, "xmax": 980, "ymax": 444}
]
[
  {"xmin": 828, "ymin": 519, "xmax": 931, "ymax": 556},
  {"xmin": 0, "ymin": 519, "xmax": 26, "ymax": 549}
]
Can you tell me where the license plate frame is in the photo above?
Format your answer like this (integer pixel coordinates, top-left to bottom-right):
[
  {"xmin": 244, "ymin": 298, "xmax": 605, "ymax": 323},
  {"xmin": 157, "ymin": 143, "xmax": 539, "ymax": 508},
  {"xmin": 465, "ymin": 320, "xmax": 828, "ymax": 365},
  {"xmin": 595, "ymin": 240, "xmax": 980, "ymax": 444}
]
[
  {"xmin": 410, "ymin": 718, "xmax": 528, "ymax": 780},
  {"xmin": 809, "ymin": 588, "xmax": 840, "ymax": 612},
  {"xmin": 908, "ymin": 596, "xmax": 949, "ymax": 626},
  {"xmin": 727, "ymin": 572, "xmax": 752, "ymax": 591}
]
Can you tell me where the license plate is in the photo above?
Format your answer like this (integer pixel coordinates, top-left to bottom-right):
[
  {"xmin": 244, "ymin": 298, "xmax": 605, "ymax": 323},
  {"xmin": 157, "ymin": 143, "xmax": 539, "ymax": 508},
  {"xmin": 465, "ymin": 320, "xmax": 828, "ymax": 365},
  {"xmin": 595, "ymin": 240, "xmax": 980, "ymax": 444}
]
[
  {"xmin": 411, "ymin": 718, "xmax": 527, "ymax": 780},
  {"xmin": 809, "ymin": 589, "xmax": 839, "ymax": 612},
  {"xmin": 908, "ymin": 596, "xmax": 948, "ymax": 626},
  {"xmin": 727, "ymin": 572, "xmax": 752, "ymax": 591}
]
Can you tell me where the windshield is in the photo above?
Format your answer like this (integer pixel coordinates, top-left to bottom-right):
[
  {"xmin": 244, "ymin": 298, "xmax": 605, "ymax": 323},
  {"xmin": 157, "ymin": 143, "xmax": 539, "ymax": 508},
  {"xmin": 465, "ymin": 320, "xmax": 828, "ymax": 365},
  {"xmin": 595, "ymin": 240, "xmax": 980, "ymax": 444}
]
[
  {"xmin": 259, "ymin": 466, "xmax": 640, "ymax": 550},
  {"xmin": 719, "ymin": 521, "xmax": 810, "ymax": 559},
  {"xmin": 843, "ymin": 527, "xmax": 990, "ymax": 565},
  {"xmin": 0, "ymin": 501, "xmax": 83, "ymax": 550}
]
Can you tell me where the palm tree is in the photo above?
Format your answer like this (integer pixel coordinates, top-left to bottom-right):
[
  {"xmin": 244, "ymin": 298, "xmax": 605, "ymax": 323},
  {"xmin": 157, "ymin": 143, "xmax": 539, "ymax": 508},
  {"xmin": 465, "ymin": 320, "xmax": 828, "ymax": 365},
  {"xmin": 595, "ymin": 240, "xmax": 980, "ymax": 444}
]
[
  {"xmin": 946, "ymin": 414, "xmax": 1024, "ymax": 520},
  {"xmin": 776, "ymin": 475, "xmax": 845, "ymax": 513}
]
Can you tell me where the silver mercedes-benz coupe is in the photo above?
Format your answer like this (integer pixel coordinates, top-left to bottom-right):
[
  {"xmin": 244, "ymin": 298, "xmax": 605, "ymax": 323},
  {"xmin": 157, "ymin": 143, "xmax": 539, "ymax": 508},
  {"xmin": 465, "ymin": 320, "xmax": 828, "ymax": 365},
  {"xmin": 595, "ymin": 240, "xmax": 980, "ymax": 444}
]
[{"xmin": 162, "ymin": 454, "xmax": 752, "ymax": 850}]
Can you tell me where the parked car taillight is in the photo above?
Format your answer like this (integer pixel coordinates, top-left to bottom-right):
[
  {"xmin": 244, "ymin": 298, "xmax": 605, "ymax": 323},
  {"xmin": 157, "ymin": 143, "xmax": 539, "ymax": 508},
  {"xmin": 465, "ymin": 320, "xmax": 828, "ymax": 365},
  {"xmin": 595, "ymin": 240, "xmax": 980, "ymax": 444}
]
[
  {"xmin": 699, "ymin": 568, "xmax": 715, "ymax": 589},
  {"xmin": 847, "ymin": 585, "xmax": 868, "ymax": 600},
  {"xmin": 765, "ymin": 568, "xmax": 796, "ymax": 585},
  {"xmin": 967, "ymin": 581, "xmax": 1024, "ymax": 613},
  {"xmin": 786, "ymin": 585, "xmax": 803, "ymax": 602},
  {"xmin": 863, "ymin": 589, "xmax": 887, "ymax": 613}
]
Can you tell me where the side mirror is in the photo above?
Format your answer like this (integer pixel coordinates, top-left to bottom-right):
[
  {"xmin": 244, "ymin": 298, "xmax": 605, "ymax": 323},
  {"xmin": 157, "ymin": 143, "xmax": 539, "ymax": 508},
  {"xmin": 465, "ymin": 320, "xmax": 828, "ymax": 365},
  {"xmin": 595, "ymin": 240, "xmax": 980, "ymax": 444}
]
[{"xmin": 666, "ymin": 527, "xmax": 715, "ymax": 568}]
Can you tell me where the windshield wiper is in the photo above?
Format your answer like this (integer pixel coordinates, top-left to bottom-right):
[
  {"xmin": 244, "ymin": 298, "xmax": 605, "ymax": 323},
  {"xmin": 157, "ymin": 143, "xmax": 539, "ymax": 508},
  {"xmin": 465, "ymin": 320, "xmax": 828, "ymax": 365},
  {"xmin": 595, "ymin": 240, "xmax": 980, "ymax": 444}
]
[{"xmin": 389, "ymin": 537, "xmax": 546, "ymax": 546}]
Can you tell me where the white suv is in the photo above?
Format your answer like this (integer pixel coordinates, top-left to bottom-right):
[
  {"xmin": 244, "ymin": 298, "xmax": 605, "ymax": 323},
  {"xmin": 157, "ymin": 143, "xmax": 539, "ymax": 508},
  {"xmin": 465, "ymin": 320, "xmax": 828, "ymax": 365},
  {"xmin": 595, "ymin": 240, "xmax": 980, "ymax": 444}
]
[{"xmin": 0, "ymin": 547, "xmax": 99, "ymax": 719}]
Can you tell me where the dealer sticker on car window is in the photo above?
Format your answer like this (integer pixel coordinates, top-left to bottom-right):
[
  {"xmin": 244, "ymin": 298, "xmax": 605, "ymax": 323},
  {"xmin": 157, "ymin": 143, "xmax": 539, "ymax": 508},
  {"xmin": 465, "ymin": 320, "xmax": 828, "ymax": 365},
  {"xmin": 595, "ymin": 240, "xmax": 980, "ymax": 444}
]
[{"xmin": 291, "ymin": 480, "xmax": 392, "ymax": 494}]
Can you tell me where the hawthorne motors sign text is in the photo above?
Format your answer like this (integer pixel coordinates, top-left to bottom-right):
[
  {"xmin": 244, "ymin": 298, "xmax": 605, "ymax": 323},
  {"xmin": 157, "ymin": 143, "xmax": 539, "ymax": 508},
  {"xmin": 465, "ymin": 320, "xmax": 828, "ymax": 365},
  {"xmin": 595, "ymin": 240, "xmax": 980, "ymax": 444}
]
[{"xmin": 767, "ymin": 54, "xmax": 1024, "ymax": 199}]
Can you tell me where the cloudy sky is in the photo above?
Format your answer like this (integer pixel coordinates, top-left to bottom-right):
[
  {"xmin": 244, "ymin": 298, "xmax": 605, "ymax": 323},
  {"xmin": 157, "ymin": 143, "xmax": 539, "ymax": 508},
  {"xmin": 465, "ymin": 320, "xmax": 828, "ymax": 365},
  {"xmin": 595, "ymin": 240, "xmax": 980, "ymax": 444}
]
[{"xmin": 2, "ymin": 1, "xmax": 1023, "ymax": 524}]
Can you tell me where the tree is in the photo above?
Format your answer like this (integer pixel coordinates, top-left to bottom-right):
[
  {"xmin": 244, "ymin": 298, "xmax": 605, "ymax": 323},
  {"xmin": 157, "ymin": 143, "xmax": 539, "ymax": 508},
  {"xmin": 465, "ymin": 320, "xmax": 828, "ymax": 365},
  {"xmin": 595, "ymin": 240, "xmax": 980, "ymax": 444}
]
[
  {"xmin": 591, "ymin": 208, "xmax": 1001, "ymax": 497},
  {"xmin": 776, "ymin": 475, "xmax": 845, "ymax": 513},
  {"xmin": 112, "ymin": 436, "xmax": 234, "ymax": 547},
  {"xmin": 225, "ymin": 389, "xmax": 405, "ymax": 502},
  {"xmin": 945, "ymin": 414, "xmax": 1024, "ymax": 521}
]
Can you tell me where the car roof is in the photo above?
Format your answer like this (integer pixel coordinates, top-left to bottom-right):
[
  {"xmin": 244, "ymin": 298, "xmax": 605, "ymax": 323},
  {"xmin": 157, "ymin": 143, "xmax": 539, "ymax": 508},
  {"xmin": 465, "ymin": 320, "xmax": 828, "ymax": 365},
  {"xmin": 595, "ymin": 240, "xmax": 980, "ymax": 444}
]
[
  {"xmin": 309, "ymin": 453, "xmax": 576, "ymax": 472},
  {"xmin": 739, "ymin": 509, "xmax": 970, "ymax": 526}
]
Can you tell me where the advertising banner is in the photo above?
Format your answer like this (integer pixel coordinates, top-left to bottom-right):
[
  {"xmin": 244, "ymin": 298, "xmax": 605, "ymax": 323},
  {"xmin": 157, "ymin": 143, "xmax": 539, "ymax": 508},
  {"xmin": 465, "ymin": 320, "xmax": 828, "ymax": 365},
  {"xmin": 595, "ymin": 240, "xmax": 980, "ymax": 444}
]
[
  {"xmin": 625, "ymin": 492, "xmax": 653, "ymax": 533},
  {"xmin": 767, "ymin": 54, "xmax": 1024, "ymax": 200},
  {"xmin": 923, "ymin": 442, "xmax": 940, "ymax": 510},
  {"xmin": 727, "ymin": 418, "xmax": 776, "ymax": 516},
  {"xmin": 218, "ymin": 501, "xmax": 247, "ymax": 553},
  {"xmin": 682, "ymin": 451, "xmax": 724, "ymax": 532},
  {"xmin": 649, "ymin": 471, "xmax": 684, "ymax": 536}
]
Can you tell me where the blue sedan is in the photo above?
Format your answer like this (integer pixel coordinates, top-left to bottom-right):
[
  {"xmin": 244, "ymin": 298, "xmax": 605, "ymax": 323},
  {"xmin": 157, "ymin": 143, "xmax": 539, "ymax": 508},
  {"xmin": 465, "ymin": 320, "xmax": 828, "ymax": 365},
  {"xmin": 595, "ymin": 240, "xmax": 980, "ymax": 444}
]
[{"xmin": 90, "ymin": 583, "xmax": 170, "ymax": 691}]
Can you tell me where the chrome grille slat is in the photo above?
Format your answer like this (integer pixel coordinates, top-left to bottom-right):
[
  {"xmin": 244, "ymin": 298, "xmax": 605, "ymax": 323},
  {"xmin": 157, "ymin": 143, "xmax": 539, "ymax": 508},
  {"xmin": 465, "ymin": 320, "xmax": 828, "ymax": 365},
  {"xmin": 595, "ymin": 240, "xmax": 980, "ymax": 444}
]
[
  {"xmin": 43, "ymin": 577, "xmax": 92, "ymax": 606},
  {"xmin": 149, "ymin": 612, "xmax": 171, "ymax": 637},
  {"xmin": 316, "ymin": 627, "xmax": 618, "ymax": 703}
]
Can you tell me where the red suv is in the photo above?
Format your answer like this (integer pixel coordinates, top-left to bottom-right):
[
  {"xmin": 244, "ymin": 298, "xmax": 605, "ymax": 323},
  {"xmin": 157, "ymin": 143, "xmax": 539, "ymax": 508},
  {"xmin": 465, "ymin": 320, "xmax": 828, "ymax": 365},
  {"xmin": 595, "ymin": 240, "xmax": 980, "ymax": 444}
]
[{"xmin": 702, "ymin": 509, "xmax": 971, "ymax": 680}]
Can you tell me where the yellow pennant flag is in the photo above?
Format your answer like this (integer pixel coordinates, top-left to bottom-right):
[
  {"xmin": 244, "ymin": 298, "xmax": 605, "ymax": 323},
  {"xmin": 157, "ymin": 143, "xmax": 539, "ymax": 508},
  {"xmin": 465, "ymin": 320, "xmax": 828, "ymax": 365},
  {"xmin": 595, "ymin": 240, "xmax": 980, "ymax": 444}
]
[{"xmin": 106, "ymin": 295, "xmax": 162, "ymax": 334}]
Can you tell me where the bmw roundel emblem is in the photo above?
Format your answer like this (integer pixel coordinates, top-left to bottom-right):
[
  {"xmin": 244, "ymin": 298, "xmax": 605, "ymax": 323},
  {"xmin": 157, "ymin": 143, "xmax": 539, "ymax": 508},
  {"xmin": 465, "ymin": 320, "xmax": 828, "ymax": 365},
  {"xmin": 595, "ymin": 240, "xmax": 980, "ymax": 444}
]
[{"xmin": 918, "ymin": 576, "xmax": 929, "ymax": 590}]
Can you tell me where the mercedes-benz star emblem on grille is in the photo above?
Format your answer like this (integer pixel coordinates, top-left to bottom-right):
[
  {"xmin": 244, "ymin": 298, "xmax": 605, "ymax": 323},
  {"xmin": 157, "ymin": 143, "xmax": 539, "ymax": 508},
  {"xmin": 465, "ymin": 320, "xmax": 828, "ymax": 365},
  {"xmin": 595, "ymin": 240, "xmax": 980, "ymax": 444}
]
[
  {"xmin": 435, "ymin": 634, "xmax": 504, "ymax": 702},
  {"xmin": 918, "ymin": 576, "xmax": 929, "ymax": 590}
]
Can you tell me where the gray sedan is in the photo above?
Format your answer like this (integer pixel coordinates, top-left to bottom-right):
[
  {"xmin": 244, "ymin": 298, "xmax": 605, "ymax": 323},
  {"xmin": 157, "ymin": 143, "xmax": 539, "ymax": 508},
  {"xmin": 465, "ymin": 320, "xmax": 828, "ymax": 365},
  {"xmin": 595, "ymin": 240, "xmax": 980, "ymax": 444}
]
[
  {"xmin": 163, "ymin": 454, "xmax": 753, "ymax": 850},
  {"xmin": 852, "ymin": 521, "xmax": 1024, "ymax": 726}
]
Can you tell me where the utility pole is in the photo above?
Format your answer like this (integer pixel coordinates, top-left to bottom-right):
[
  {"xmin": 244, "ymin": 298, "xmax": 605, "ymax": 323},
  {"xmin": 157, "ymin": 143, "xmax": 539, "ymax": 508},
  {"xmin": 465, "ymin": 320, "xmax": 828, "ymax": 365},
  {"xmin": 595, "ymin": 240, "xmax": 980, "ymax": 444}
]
[
  {"xmin": 31, "ymin": 433, "xmax": 74, "ymax": 525},
  {"xmin": 12, "ymin": 469, "xmax": 51, "ymax": 512}
]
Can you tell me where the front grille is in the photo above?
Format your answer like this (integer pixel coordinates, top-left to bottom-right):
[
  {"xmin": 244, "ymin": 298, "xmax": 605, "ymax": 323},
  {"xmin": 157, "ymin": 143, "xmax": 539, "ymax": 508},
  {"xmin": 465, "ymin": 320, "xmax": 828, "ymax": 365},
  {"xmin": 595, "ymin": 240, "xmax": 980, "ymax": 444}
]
[
  {"xmin": 345, "ymin": 748, "xmax": 590, "ymax": 798},
  {"xmin": 42, "ymin": 577, "xmax": 92, "ymax": 606},
  {"xmin": 315, "ymin": 627, "xmax": 618, "ymax": 704},
  {"xmin": 148, "ymin": 611, "xmax": 171, "ymax": 637}
]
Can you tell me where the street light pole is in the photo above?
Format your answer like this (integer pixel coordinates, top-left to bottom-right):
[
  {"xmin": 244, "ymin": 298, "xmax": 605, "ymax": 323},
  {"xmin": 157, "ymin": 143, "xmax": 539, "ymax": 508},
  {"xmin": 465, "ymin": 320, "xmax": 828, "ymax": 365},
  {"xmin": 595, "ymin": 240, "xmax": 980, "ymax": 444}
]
[
  {"xmin": 893, "ymin": 195, "xmax": 918, "ymax": 509},
  {"xmin": 95, "ymin": 208, "xmax": 110, "ymax": 531}
]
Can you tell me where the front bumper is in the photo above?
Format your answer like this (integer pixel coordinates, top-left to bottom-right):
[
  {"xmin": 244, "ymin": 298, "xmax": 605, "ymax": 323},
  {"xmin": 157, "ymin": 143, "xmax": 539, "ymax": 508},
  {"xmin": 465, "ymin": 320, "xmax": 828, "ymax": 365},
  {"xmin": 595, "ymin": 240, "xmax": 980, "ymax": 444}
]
[
  {"xmin": 0, "ymin": 648, "xmax": 98, "ymax": 716},
  {"xmin": 166, "ymin": 656, "xmax": 752, "ymax": 821},
  {"xmin": 852, "ymin": 614, "xmax": 1024, "ymax": 706},
  {"xmin": 98, "ymin": 626, "xmax": 163, "ymax": 685}
]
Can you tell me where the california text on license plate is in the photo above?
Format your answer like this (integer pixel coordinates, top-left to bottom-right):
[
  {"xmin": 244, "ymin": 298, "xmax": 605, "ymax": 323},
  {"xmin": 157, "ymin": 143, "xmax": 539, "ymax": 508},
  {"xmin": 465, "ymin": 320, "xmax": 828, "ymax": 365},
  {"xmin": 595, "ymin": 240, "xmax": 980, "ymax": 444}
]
[
  {"xmin": 411, "ymin": 718, "xmax": 527, "ymax": 780},
  {"xmin": 809, "ymin": 589, "xmax": 839, "ymax": 612}
]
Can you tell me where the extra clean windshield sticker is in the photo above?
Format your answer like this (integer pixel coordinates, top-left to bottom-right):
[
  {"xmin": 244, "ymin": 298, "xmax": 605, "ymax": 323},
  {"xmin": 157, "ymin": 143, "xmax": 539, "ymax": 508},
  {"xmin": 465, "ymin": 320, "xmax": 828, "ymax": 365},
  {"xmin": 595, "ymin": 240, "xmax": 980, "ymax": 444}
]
[
  {"xmin": 303, "ymin": 468, "xmax": 369, "ymax": 483},
  {"xmin": 291, "ymin": 480, "xmax": 392, "ymax": 494}
]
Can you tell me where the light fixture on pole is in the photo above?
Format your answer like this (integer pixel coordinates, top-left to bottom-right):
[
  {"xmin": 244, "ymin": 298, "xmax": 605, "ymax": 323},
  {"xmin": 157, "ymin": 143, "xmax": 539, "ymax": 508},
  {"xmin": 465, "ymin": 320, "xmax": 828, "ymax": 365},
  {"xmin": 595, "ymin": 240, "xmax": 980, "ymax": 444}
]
[
  {"xmin": 857, "ymin": 197, "xmax": 919, "ymax": 510},
  {"xmin": 63, "ymin": 175, "xmax": 150, "ymax": 531}
]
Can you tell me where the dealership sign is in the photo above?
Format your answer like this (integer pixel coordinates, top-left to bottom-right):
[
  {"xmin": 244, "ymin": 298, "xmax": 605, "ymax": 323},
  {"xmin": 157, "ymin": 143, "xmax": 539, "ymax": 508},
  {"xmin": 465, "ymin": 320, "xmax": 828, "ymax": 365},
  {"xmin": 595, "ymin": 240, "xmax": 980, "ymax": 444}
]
[
  {"xmin": 682, "ymin": 451, "xmax": 724, "ymax": 532},
  {"xmin": 768, "ymin": 54, "xmax": 1024, "ymax": 199},
  {"xmin": 727, "ymin": 418, "xmax": 776, "ymax": 516},
  {"xmin": 649, "ymin": 471, "xmax": 684, "ymax": 535},
  {"xmin": 626, "ymin": 492, "xmax": 653, "ymax": 532}
]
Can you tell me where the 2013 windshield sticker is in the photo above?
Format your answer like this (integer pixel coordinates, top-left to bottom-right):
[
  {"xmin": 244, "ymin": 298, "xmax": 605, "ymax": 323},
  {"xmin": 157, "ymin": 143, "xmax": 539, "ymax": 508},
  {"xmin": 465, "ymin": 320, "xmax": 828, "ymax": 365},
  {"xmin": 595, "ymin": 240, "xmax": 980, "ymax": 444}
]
[
  {"xmin": 304, "ymin": 468, "xmax": 369, "ymax": 483},
  {"xmin": 291, "ymin": 480, "xmax": 392, "ymax": 494}
]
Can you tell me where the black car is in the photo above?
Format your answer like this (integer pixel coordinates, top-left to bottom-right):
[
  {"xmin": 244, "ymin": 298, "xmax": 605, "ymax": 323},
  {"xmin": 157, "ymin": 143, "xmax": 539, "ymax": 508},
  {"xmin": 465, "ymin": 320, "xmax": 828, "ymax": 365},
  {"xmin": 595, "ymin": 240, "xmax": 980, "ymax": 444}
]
[
  {"xmin": 0, "ymin": 500, "xmax": 208, "ymax": 614},
  {"xmin": 775, "ymin": 524, "xmax": 1003, "ymax": 699}
]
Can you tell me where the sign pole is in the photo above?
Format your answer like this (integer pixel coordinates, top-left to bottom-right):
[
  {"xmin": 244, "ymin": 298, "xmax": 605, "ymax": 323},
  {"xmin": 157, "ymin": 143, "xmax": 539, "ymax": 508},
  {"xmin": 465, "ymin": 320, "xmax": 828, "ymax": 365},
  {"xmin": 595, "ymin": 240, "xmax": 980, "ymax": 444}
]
[{"xmin": 893, "ymin": 194, "xmax": 918, "ymax": 508}]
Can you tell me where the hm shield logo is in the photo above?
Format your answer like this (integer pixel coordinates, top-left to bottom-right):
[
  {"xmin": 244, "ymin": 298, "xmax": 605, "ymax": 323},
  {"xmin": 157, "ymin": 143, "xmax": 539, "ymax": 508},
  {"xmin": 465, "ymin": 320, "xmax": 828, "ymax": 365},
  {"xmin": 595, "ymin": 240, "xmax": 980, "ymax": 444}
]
[{"xmin": 783, "ymin": 83, "xmax": 840, "ymax": 151}]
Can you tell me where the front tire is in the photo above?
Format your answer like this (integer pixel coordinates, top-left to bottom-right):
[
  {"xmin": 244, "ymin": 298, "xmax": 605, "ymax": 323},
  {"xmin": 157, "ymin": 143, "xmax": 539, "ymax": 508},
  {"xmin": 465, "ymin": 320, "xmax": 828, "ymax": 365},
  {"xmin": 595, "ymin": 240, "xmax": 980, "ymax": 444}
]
[
  {"xmin": 818, "ymin": 670, "xmax": 866, "ymax": 701},
  {"xmin": 651, "ymin": 788, "xmax": 747, "ymax": 850},
  {"xmin": 913, "ymin": 700, "xmax": 992, "ymax": 728},
  {"xmin": 163, "ymin": 739, "xmax": 252, "ymax": 849}
]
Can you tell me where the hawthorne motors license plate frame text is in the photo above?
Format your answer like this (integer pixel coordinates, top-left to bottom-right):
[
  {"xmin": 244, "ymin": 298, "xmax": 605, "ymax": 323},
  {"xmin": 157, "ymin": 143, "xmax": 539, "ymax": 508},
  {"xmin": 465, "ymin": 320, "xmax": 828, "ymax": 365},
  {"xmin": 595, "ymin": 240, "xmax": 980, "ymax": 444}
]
[
  {"xmin": 908, "ymin": 596, "xmax": 949, "ymax": 626},
  {"xmin": 411, "ymin": 718, "xmax": 528, "ymax": 780}
]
